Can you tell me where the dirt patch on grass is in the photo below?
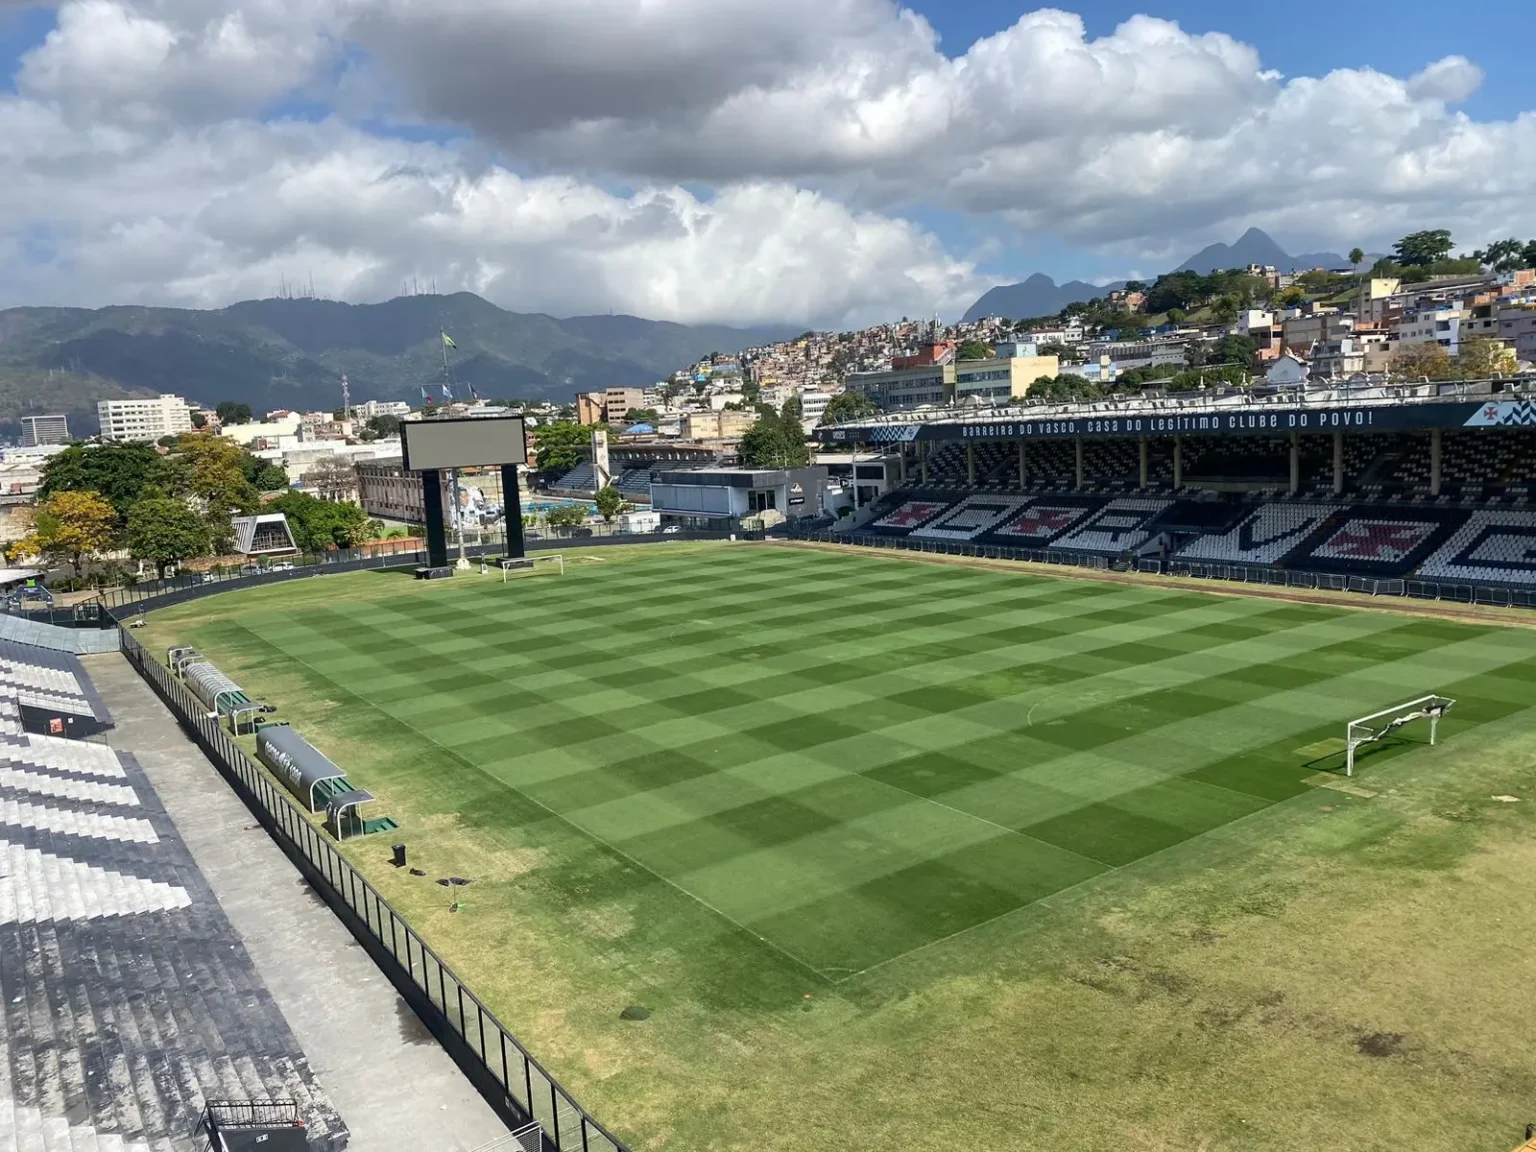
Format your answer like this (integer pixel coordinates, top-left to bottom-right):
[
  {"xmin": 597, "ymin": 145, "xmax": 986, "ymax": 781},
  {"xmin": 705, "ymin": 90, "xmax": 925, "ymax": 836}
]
[
  {"xmin": 572, "ymin": 903, "xmax": 636, "ymax": 941},
  {"xmin": 1356, "ymin": 1031, "xmax": 1406, "ymax": 1058}
]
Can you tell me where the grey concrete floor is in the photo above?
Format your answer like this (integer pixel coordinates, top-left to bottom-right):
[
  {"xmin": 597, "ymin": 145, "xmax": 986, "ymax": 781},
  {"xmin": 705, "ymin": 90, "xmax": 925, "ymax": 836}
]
[{"xmin": 83, "ymin": 652, "xmax": 510, "ymax": 1152}]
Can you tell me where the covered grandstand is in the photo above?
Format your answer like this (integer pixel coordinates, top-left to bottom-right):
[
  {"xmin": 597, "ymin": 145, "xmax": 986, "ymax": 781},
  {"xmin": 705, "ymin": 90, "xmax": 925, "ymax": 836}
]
[{"xmin": 813, "ymin": 379, "xmax": 1536, "ymax": 594}]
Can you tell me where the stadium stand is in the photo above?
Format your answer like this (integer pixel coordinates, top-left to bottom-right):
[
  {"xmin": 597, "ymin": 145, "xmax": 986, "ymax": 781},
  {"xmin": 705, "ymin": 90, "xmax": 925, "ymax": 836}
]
[
  {"xmin": 1417, "ymin": 510, "xmax": 1536, "ymax": 586},
  {"xmin": 551, "ymin": 462, "xmax": 595, "ymax": 492},
  {"xmin": 1049, "ymin": 497, "xmax": 1174, "ymax": 555},
  {"xmin": 835, "ymin": 412, "xmax": 1536, "ymax": 588},
  {"xmin": 0, "ymin": 643, "xmax": 347, "ymax": 1152},
  {"xmin": 1179, "ymin": 503, "xmax": 1345, "ymax": 564},
  {"xmin": 982, "ymin": 498, "xmax": 1104, "ymax": 546},
  {"xmin": 1281, "ymin": 506, "xmax": 1467, "ymax": 577}
]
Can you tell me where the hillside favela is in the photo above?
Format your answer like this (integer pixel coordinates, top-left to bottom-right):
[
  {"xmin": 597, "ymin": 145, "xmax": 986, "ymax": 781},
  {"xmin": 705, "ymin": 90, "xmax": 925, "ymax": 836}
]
[{"xmin": 1, "ymin": 4, "xmax": 1535, "ymax": 1152}]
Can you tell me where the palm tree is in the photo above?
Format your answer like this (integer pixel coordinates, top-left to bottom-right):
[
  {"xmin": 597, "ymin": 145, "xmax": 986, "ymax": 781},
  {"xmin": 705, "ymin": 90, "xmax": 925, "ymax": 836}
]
[{"xmin": 1349, "ymin": 247, "xmax": 1365, "ymax": 269}]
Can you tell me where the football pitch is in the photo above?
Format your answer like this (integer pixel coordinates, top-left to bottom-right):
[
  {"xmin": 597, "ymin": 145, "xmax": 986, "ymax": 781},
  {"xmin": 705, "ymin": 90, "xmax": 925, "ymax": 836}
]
[{"xmin": 143, "ymin": 542, "xmax": 1536, "ymax": 1150}]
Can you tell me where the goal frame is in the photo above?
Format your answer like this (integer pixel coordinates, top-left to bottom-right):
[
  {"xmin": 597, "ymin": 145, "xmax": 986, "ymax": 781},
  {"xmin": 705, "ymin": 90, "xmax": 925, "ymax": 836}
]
[
  {"xmin": 501, "ymin": 553, "xmax": 564, "ymax": 583},
  {"xmin": 1345, "ymin": 694, "xmax": 1454, "ymax": 776}
]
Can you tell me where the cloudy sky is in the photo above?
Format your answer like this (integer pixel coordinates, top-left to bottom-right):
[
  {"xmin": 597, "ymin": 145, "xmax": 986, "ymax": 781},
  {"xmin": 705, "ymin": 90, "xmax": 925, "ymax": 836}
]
[{"xmin": 2, "ymin": 0, "xmax": 1535, "ymax": 327}]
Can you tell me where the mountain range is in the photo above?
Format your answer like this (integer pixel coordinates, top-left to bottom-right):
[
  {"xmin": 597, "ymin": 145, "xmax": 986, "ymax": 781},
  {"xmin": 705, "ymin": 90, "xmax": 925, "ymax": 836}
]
[
  {"xmin": 962, "ymin": 228, "xmax": 1380, "ymax": 323},
  {"xmin": 0, "ymin": 294, "xmax": 797, "ymax": 436}
]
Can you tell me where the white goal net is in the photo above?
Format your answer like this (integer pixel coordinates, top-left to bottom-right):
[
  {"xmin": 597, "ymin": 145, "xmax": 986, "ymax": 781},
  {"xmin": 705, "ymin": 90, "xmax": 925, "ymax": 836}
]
[
  {"xmin": 498, "ymin": 553, "xmax": 564, "ymax": 582},
  {"xmin": 1345, "ymin": 694, "xmax": 1454, "ymax": 776}
]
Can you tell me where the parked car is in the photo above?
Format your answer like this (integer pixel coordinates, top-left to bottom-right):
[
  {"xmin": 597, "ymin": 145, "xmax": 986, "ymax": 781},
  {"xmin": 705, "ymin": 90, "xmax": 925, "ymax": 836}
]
[
  {"xmin": 239, "ymin": 563, "xmax": 260, "ymax": 576},
  {"xmin": 269, "ymin": 562, "xmax": 295, "ymax": 572},
  {"xmin": 662, "ymin": 525, "xmax": 682, "ymax": 534}
]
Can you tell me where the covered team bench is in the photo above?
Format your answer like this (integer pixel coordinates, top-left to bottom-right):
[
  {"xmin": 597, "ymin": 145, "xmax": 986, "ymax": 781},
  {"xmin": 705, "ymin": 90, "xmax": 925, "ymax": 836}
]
[{"xmin": 256, "ymin": 723, "xmax": 398, "ymax": 841}]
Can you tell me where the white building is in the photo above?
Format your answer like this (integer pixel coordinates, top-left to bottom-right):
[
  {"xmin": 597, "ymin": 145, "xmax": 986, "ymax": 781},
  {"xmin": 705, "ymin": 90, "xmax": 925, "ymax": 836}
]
[
  {"xmin": 96, "ymin": 395, "xmax": 193, "ymax": 442},
  {"xmin": 20, "ymin": 415, "xmax": 68, "ymax": 447},
  {"xmin": 353, "ymin": 399, "xmax": 410, "ymax": 420},
  {"xmin": 1394, "ymin": 307, "xmax": 1465, "ymax": 355}
]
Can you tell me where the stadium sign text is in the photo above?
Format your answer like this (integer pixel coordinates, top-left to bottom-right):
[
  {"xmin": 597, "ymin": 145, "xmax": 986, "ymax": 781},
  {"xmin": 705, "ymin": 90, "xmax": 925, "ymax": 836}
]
[{"xmin": 822, "ymin": 399, "xmax": 1536, "ymax": 444}]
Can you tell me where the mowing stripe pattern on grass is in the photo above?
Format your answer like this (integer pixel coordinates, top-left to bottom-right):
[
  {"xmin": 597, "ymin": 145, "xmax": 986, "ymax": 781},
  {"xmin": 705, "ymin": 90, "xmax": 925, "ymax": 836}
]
[{"xmin": 179, "ymin": 547, "xmax": 1536, "ymax": 978}]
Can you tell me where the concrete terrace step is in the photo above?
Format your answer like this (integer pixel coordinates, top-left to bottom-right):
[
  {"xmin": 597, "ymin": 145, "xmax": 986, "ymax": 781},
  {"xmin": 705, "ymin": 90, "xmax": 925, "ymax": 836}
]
[
  {"xmin": 0, "ymin": 643, "xmax": 348, "ymax": 1151},
  {"xmin": 0, "ymin": 1104, "xmax": 152, "ymax": 1152}
]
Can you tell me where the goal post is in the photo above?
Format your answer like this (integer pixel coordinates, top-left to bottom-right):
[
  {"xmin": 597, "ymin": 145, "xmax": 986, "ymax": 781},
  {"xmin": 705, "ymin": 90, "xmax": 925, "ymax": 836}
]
[
  {"xmin": 1345, "ymin": 694, "xmax": 1454, "ymax": 776},
  {"xmin": 500, "ymin": 553, "xmax": 563, "ymax": 583}
]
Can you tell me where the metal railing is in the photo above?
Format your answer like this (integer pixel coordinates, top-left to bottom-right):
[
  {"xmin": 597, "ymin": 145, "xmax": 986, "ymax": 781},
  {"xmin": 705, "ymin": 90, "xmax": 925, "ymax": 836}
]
[
  {"xmin": 117, "ymin": 627, "xmax": 631, "ymax": 1152},
  {"xmin": 788, "ymin": 527, "xmax": 1536, "ymax": 609},
  {"xmin": 71, "ymin": 527, "xmax": 744, "ymax": 616}
]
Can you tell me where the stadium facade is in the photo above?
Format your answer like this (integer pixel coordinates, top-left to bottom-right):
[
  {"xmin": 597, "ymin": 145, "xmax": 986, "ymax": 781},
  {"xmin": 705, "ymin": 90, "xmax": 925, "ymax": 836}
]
[{"xmin": 814, "ymin": 380, "xmax": 1536, "ymax": 593}]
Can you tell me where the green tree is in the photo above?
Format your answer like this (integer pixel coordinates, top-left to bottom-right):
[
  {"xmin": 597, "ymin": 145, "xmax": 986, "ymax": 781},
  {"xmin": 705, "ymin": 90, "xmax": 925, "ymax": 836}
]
[
  {"xmin": 12, "ymin": 490, "xmax": 118, "ymax": 577},
  {"xmin": 1474, "ymin": 238, "xmax": 1527, "ymax": 273},
  {"xmin": 594, "ymin": 485, "xmax": 624, "ymax": 522},
  {"xmin": 822, "ymin": 390, "xmax": 879, "ymax": 424},
  {"xmin": 190, "ymin": 411, "xmax": 208, "ymax": 429},
  {"xmin": 1392, "ymin": 342, "xmax": 1453, "ymax": 380},
  {"xmin": 364, "ymin": 414, "xmax": 401, "ymax": 440},
  {"xmin": 1392, "ymin": 230, "xmax": 1454, "ymax": 267},
  {"xmin": 39, "ymin": 442, "xmax": 162, "ymax": 522},
  {"xmin": 1274, "ymin": 285, "xmax": 1306, "ymax": 307},
  {"xmin": 1348, "ymin": 247, "xmax": 1366, "ymax": 268},
  {"xmin": 545, "ymin": 503, "xmax": 587, "ymax": 528},
  {"xmin": 267, "ymin": 490, "xmax": 370, "ymax": 550},
  {"xmin": 126, "ymin": 497, "xmax": 209, "ymax": 578},
  {"xmin": 1212, "ymin": 334, "xmax": 1258, "ymax": 365},
  {"xmin": 622, "ymin": 408, "xmax": 660, "ymax": 425},
  {"xmin": 1165, "ymin": 309, "xmax": 1188, "ymax": 326},
  {"xmin": 255, "ymin": 464, "xmax": 289, "ymax": 491},
  {"xmin": 738, "ymin": 408, "xmax": 810, "ymax": 468},
  {"xmin": 1454, "ymin": 336, "xmax": 1518, "ymax": 379},
  {"xmin": 532, "ymin": 421, "xmax": 594, "ymax": 477},
  {"xmin": 215, "ymin": 401, "xmax": 253, "ymax": 425},
  {"xmin": 781, "ymin": 395, "xmax": 803, "ymax": 423},
  {"xmin": 957, "ymin": 339, "xmax": 993, "ymax": 361}
]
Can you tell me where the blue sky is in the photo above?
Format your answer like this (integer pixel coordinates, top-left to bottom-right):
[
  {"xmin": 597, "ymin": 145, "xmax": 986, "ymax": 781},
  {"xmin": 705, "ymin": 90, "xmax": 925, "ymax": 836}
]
[
  {"xmin": 3, "ymin": 1, "xmax": 1534, "ymax": 325},
  {"xmin": 900, "ymin": 0, "xmax": 1536, "ymax": 285},
  {"xmin": 912, "ymin": 0, "xmax": 1532, "ymax": 121}
]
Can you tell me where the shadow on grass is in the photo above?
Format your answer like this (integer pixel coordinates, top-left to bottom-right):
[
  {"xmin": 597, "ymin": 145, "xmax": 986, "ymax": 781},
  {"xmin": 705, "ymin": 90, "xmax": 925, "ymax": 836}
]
[{"xmin": 1303, "ymin": 734, "xmax": 1425, "ymax": 776}]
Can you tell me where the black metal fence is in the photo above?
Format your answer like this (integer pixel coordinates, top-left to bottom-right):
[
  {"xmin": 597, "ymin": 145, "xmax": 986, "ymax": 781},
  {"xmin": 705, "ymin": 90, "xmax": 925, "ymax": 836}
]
[
  {"xmin": 1146, "ymin": 558, "xmax": 1536, "ymax": 609},
  {"xmin": 788, "ymin": 527, "xmax": 1114, "ymax": 572},
  {"xmin": 117, "ymin": 627, "xmax": 631, "ymax": 1152},
  {"xmin": 73, "ymin": 527, "xmax": 745, "ymax": 616},
  {"xmin": 788, "ymin": 527, "xmax": 1536, "ymax": 610}
]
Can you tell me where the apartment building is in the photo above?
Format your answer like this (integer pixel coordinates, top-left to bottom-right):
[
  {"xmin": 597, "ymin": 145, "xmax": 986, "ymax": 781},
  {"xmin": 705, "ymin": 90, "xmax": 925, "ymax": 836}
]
[
  {"xmin": 1394, "ymin": 307, "xmax": 1465, "ymax": 354},
  {"xmin": 353, "ymin": 399, "xmax": 410, "ymax": 420},
  {"xmin": 845, "ymin": 362, "xmax": 953, "ymax": 411},
  {"xmin": 96, "ymin": 395, "xmax": 193, "ymax": 442},
  {"xmin": 1497, "ymin": 306, "xmax": 1536, "ymax": 362},
  {"xmin": 19, "ymin": 415, "xmax": 68, "ymax": 447},
  {"xmin": 953, "ymin": 355, "xmax": 1062, "ymax": 404}
]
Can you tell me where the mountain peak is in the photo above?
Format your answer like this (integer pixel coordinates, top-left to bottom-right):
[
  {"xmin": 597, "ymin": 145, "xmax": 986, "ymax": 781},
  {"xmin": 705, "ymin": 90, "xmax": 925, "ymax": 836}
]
[{"xmin": 963, "ymin": 227, "xmax": 1365, "ymax": 323}]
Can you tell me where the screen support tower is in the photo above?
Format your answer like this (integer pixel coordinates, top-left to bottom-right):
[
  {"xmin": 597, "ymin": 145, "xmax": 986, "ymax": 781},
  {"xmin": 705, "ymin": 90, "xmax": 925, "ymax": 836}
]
[
  {"xmin": 1345, "ymin": 694, "xmax": 1454, "ymax": 776},
  {"xmin": 420, "ymin": 465, "xmax": 524, "ymax": 569}
]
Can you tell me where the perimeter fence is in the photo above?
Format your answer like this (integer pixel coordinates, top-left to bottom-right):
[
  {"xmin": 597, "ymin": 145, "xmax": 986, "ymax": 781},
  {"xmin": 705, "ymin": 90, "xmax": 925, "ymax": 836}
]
[
  {"xmin": 115, "ymin": 625, "xmax": 632, "ymax": 1152},
  {"xmin": 787, "ymin": 526, "xmax": 1536, "ymax": 610}
]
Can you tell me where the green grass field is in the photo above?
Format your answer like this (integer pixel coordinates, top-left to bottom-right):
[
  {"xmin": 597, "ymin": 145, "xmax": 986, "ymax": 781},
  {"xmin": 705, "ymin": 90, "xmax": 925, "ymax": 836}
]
[{"xmin": 143, "ymin": 543, "xmax": 1536, "ymax": 1151}]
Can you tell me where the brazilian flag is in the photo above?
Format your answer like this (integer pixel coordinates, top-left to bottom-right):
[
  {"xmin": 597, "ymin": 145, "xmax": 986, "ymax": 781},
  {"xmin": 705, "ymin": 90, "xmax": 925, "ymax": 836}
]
[{"xmin": 441, "ymin": 331, "xmax": 457, "ymax": 349}]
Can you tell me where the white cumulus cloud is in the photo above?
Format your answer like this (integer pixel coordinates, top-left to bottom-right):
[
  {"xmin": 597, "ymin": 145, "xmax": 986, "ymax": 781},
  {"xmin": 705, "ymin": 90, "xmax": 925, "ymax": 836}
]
[{"xmin": 2, "ymin": 0, "xmax": 1535, "ymax": 323}]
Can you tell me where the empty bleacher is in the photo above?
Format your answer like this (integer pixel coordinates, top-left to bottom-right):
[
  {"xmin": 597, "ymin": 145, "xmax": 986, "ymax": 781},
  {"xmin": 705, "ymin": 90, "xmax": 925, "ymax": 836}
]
[
  {"xmin": 1179, "ymin": 503, "xmax": 1345, "ymax": 565},
  {"xmin": 1050, "ymin": 497, "xmax": 1174, "ymax": 555},
  {"xmin": 0, "ymin": 645, "xmax": 347, "ymax": 1151},
  {"xmin": 1417, "ymin": 510, "xmax": 1536, "ymax": 587}
]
